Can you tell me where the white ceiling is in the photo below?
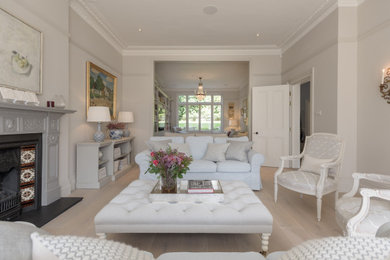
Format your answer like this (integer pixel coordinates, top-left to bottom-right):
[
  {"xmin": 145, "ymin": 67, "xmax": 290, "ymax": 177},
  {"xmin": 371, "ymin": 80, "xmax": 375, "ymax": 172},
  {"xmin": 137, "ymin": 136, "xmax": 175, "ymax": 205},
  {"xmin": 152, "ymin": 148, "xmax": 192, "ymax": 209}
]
[
  {"xmin": 78, "ymin": 0, "xmax": 338, "ymax": 50},
  {"xmin": 155, "ymin": 61, "xmax": 249, "ymax": 91}
]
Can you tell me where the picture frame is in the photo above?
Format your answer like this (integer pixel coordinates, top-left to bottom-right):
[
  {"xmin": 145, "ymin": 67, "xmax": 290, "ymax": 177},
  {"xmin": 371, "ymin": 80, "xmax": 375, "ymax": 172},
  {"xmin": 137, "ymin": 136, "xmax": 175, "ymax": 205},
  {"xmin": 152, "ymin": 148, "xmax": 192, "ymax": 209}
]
[
  {"xmin": 0, "ymin": 8, "xmax": 43, "ymax": 94},
  {"xmin": 86, "ymin": 61, "xmax": 117, "ymax": 119}
]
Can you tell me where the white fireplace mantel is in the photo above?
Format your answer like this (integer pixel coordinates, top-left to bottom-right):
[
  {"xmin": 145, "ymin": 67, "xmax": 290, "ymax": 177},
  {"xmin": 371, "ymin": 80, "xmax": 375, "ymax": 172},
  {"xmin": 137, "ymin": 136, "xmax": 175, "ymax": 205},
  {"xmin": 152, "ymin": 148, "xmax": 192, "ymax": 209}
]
[{"xmin": 0, "ymin": 102, "xmax": 75, "ymax": 206}]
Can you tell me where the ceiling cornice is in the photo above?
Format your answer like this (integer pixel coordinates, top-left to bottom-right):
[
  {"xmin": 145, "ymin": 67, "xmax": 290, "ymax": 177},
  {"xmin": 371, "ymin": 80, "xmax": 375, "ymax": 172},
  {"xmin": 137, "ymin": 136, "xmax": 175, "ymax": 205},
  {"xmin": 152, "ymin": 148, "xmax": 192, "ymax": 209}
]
[
  {"xmin": 280, "ymin": 1, "xmax": 338, "ymax": 54},
  {"xmin": 338, "ymin": 0, "xmax": 365, "ymax": 7},
  {"xmin": 70, "ymin": 0, "xmax": 125, "ymax": 54},
  {"xmin": 122, "ymin": 46, "xmax": 281, "ymax": 56},
  {"xmin": 71, "ymin": 0, "xmax": 363, "ymax": 57}
]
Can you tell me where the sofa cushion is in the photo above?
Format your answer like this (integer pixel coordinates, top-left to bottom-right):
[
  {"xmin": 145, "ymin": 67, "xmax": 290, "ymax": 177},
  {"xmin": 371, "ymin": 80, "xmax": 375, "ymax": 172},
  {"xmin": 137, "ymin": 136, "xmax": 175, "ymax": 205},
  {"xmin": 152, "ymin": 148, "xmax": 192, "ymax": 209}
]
[
  {"xmin": 150, "ymin": 136, "xmax": 184, "ymax": 144},
  {"xmin": 0, "ymin": 221, "xmax": 48, "ymax": 260},
  {"xmin": 146, "ymin": 140, "xmax": 170, "ymax": 151},
  {"xmin": 226, "ymin": 141, "xmax": 253, "ymax": 162},
  {"xmin": 186, "ymin": 136, "xmax": 213, "ymax": 160},
  {"xmin": 31, "ymin": 232, "xmax": 155, "ymax": 260},
  {"xmin": 217, "ymin": 160, "xmax": 251, "ymax": 173},
  {"xmin": 188, "ymin": 159, "xmax": 217, "ymax": 173},
  {"xmin": 168, "ymin": 143, "xmax": 191, "ymax": 156},
  {"xmin": 214, "ymin": 136, "xmax": 249, "ymax": 144},
  {"xmin": 202, "ymin": 143, "xmax": 230, "ymax": 162}
]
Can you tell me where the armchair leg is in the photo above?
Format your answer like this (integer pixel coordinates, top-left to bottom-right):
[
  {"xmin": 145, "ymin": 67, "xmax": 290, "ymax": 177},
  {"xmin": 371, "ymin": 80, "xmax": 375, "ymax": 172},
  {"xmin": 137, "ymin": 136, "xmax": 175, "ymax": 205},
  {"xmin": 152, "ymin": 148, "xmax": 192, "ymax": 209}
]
[
  {"xmin": 316, "ymin": 197, "xmax": 322, "ymax": 221},
  {"xmin": 274, "ymin": 182, "xmax": 278, "ymax": 203}
]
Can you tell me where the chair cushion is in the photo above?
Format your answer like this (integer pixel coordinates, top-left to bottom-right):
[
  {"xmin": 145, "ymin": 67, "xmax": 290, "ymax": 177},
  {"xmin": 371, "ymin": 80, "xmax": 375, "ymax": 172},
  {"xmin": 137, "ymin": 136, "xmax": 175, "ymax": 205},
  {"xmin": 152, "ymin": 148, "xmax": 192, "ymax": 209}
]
[
  {"xmin": 188, "ymin": 160, "xmax": 217, "ymax": 173},
  {"xmin": 277, "ymin": 171, "xmax": 336, "ymax": 195},
  {"xmin": 0, "ymin": 221, "xmax": 48, "ymax": 260},
  {"xmin": 336, "ymin": 197, "xmax": 390, "ymax": 236},
  {"xmin": 217, "ymin": 160, "xmax": 251, "ymax": 173},
  {"xmin": 376, "ymin": 222, "xmax": 390, "ymax": 238},
  {"xmin": 280, "ymin": 236, "xmax": 390, "ymax": 260},
  {"xmin": 202, "ymin": 143, "xmax": 230, "ymax": 162},
  {"xmin": 300, "ymin": 155, "xmax": 334, "ymax": 175},
  {"xmin": 186, "ymin": 136, "xmax": 213, "ymax": 160}
]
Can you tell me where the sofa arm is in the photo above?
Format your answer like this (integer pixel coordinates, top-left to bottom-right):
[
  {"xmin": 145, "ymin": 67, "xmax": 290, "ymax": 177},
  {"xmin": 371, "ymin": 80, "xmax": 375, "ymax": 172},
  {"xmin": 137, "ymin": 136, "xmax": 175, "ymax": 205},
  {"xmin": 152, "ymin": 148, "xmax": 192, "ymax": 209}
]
[
  {"xmin": 248, "ymin": 150, "xmax": 264, "ymax": 172},
  {"xmin": 135, "ymin": 150, "xmax": 157, "ymax": 179}
]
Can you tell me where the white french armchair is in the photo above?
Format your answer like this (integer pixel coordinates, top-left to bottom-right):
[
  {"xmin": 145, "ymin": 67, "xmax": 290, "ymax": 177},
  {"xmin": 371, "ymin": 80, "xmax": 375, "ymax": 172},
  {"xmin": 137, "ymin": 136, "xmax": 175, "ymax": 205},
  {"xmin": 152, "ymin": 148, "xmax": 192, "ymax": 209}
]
[
  {"xmin": 274, "ymin": 133, "xmax": 344, "ymax": 221},
  {"xmin": 336, "ymin": 173, "xmax": 390, "ymax": 236}
]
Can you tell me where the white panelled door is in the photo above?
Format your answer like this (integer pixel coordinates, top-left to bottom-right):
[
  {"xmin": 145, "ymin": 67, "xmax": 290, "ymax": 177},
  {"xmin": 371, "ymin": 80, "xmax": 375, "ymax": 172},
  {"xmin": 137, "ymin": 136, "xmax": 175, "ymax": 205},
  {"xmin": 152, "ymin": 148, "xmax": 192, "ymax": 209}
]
[{"xmin": 252, "ymin": 85, "xmax": 290, "ymax": 167}]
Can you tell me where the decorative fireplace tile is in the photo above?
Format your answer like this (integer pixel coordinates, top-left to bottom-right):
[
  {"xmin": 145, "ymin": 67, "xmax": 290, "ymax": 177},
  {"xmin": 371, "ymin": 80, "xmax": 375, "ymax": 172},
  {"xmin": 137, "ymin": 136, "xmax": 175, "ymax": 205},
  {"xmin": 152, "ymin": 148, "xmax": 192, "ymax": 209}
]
[
  {"xmin": 21, "ymin": 185, "xmax": 35, "ymax": 203},
  {"xmin": 21, "ymin": 146, "xmax": 36, "ymax": 166},
  {"xmin": 20, "ymin": 167, "xmax": 35, "ymax": 185}
]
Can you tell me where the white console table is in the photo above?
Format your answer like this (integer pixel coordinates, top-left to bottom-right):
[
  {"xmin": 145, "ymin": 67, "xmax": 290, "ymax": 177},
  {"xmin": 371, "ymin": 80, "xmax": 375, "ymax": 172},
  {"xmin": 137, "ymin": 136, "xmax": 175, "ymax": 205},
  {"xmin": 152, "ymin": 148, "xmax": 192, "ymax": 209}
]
[{"xmin": 76, "ymin": 137, "xmax": 135, "ymax": 189}]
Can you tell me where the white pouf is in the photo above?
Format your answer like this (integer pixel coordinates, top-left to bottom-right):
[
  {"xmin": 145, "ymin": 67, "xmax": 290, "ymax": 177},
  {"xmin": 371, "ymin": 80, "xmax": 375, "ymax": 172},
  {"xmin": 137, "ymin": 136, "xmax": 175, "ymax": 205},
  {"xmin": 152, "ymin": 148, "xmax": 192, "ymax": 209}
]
[{"xmin": 95, "ymin": 180, "xmax": 273, "ymax": 252}]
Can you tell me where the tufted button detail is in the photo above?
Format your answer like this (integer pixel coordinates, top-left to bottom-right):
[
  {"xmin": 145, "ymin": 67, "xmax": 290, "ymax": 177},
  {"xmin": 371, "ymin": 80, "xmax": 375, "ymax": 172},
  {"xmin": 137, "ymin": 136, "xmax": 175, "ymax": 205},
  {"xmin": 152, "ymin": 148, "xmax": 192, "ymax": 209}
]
[{"xmin": 95, "ymin": 179, "xmax": 273, "ymax": 233}]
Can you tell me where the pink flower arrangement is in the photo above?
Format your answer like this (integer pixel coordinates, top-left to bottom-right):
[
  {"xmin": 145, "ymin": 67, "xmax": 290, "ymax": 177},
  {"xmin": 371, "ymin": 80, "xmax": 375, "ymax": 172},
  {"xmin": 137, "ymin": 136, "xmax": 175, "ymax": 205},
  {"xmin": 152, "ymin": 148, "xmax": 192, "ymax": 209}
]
[{"xmin": 146, "ymin": 147, "xmax": 192, "ymax": 179}]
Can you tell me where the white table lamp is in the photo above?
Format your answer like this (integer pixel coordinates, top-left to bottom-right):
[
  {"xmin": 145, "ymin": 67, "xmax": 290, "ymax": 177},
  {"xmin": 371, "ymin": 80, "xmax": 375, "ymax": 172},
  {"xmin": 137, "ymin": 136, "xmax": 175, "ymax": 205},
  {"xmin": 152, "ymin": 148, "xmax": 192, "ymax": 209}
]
[
  {"xmin": 118, "ymin": 111, "xmax": 134, "ymax": 137},
  {"xmin": 87, "ymin": 106, "xmax": 111, "ymax": 142}
]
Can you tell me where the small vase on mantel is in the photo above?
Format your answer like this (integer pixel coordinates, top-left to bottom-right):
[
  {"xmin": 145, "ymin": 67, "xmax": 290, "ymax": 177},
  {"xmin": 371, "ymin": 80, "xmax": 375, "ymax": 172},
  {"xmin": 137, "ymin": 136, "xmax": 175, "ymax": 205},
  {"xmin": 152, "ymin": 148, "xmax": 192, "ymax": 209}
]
[{"xmin": 160, "ymin": 171, "xmax": 177, "ymax": 193}]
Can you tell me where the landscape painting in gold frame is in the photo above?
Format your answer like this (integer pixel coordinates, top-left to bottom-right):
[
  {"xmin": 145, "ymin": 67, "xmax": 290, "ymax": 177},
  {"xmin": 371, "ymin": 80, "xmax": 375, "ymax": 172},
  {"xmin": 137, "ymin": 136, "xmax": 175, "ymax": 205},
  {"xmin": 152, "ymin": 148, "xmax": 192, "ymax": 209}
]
[{"xmin": 86, "ymin": 61, "xmax": 117, "ymax": 119}]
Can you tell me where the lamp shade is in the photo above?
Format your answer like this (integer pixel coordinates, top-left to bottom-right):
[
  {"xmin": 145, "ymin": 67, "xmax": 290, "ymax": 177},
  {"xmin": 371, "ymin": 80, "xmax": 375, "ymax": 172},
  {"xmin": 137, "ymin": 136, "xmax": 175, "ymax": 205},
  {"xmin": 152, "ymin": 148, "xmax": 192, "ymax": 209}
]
[
  {"xmin": 118, "ymin": 111, "xmax": 134, "ymax": 123},
  {"xmin": 87, "ymin": 106, "xmax": 111, "ymax": 122},
  {"xmin": 229, "ymin": 119, "xmax": 238, "ymax": 127}
]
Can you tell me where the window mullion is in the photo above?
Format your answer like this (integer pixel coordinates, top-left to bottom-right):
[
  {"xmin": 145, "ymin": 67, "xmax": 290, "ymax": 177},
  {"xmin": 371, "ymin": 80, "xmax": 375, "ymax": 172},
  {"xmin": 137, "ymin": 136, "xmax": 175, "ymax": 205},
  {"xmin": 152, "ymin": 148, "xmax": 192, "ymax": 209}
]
[{"xmin": 198, "ymin": 104, "xmax": 201, "ymax": 131}]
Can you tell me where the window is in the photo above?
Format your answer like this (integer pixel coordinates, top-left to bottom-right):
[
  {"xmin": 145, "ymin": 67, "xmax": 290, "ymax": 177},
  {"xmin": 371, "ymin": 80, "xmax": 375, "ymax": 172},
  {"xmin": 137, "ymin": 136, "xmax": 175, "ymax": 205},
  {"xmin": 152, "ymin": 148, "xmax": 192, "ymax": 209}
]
[{"xmin": 177, "ymin": 94, "xmax": 223, "ymax": 132}]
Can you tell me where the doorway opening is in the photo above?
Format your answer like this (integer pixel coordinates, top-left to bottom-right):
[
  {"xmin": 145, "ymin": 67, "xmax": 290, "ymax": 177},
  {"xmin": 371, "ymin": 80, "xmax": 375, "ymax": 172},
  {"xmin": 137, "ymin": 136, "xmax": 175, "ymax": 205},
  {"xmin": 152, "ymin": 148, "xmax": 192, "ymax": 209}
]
[{"xmin": 300, "ymin": 81, "xmax": 311, "ymax": 152}]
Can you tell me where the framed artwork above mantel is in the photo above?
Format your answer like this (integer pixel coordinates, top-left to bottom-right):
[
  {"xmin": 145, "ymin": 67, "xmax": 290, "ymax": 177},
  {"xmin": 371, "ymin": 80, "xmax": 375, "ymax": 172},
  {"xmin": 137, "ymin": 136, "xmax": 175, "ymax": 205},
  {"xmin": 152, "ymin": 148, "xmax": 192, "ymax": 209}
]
[
  {"xmin": 0, "ymin": 8, "xmax": 43, "ymax": 94},
  {"xmin": 86, "ymin": 61, "xmax": 117, "ymax": 119}
]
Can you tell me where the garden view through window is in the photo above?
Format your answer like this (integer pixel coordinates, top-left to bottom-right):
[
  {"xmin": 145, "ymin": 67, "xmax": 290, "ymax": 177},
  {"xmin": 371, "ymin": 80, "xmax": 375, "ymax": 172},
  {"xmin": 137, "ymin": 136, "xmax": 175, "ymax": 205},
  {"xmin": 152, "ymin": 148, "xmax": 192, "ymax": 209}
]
[{"xmin": 178, "ymin": 95, "xmax": 222, "ymax": 132}]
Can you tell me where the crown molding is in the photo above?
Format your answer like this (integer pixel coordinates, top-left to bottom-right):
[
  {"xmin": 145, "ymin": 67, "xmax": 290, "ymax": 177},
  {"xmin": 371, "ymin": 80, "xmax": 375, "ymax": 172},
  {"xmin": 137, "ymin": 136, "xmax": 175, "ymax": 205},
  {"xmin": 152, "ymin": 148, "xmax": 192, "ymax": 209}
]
[
  {"xmin": 162, "ymin": 87, "xmax": 242, "ymax": 92},
  {"xmin": 338, "ymin": 0, "xmax": 365, "ymax": 7},
  {"xmin": 280, "ymin": 1, "xmax": 338, "ymax": 54},
  {"xmin": 122, "ymin": 47, "xmax": 281, "ymax": 56},
  {"xmin": 70, "ymin": 0, "xmax": 125, "ymax": 54}
]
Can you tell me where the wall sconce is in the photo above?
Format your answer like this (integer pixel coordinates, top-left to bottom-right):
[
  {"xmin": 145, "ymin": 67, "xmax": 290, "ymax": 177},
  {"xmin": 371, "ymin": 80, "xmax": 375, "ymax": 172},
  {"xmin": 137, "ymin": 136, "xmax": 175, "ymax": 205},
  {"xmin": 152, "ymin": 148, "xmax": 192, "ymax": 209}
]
[{"xmin": 380, "ymin": 67, "xmax": 390, "ymax": 103}]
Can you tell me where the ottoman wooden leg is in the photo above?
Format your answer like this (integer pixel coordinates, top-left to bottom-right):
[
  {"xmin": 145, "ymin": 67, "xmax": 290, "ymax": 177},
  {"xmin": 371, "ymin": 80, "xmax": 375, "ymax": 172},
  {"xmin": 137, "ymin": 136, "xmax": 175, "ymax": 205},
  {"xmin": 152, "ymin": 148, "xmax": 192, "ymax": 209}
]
[
  {"xmin": 97, "ymin": 233, "xmax": 107, "ymax": 239},
  {"xmin": 260, "ymin": 233, "xmax": 271, "ymax": 255}
]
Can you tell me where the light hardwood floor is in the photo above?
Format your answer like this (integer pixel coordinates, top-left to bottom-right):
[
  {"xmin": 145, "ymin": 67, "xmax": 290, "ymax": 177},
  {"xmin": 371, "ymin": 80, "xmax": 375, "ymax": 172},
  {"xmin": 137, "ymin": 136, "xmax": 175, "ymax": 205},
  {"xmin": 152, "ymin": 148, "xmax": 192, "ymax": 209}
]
[{"xmin": 43, "ymin": 166, "xmax": 342, "ymax": 257}]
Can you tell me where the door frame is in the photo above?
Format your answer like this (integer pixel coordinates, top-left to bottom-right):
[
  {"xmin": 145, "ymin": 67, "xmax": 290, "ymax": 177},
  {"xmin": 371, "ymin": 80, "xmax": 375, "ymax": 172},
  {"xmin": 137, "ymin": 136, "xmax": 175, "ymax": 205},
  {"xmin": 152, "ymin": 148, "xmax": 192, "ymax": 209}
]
[{"xmin": 290, "ymin": 67, "xmax": 315, "ymax": 168}]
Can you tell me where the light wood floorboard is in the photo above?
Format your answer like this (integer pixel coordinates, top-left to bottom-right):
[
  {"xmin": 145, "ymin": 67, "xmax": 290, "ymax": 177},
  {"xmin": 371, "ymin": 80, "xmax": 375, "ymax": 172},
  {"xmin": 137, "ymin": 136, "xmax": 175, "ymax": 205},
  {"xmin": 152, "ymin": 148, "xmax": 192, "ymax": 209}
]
[{"xmin": 43, "ymin": 166, "xmax": 342, "ymax": 257}]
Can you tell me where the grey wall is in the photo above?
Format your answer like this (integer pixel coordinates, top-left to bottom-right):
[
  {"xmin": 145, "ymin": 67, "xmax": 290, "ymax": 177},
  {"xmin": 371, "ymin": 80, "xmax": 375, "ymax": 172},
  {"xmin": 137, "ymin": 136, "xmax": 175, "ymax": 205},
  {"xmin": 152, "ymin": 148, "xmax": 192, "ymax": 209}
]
[
  {"xmin": 356, "ymin": 0, "xmax": 390, "ymax": 174},
  {"xmin": 122, "ymin": 54, "xmax": 281, "ymax": 155},
  {"xmin": 282, "ymin": 10, "xmax": 338, "ymax": 134},
  {"xmin": 68, "ymin": 9, "xmax": 123, "ymax": 190},
  {"xmin": 0, "ymin": 0, "xmax": 73, "ymax": 195}
]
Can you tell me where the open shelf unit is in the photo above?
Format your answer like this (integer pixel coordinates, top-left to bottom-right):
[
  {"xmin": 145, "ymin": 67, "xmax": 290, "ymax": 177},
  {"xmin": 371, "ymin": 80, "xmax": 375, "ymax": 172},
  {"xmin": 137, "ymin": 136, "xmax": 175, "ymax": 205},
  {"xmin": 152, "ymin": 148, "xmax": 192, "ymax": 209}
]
[
  {"xmin": 76, "ymin": 137, "xmax": 135, "ymax": 189},
  {"xmin": 154, "ymin": 80, "xmax": 172, "ymax": 136}
]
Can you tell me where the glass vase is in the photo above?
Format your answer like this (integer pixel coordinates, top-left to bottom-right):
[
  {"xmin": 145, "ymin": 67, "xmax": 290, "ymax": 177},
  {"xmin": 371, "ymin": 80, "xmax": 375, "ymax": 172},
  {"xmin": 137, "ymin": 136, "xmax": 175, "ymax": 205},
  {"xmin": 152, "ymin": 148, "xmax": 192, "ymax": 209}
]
[{"xmin": 160, "ymin": 171, "xmax": 177, "ymax": 193}]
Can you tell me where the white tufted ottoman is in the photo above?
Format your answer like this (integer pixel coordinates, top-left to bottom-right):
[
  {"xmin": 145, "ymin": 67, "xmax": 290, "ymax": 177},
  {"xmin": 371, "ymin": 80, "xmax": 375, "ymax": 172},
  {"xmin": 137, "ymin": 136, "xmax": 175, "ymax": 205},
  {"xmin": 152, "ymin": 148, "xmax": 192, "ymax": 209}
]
[{"xmin": 94, "ymin": 180, "xmax": 273, "ymax": 253}]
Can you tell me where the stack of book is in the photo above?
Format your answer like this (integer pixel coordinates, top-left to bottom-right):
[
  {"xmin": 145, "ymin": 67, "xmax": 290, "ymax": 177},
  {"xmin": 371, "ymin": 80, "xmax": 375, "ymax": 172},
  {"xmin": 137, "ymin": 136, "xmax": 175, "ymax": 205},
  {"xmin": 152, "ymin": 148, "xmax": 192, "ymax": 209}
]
[{"xmin": 187, "ymin": 180, "xmax": 214, "ymax": 194}]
